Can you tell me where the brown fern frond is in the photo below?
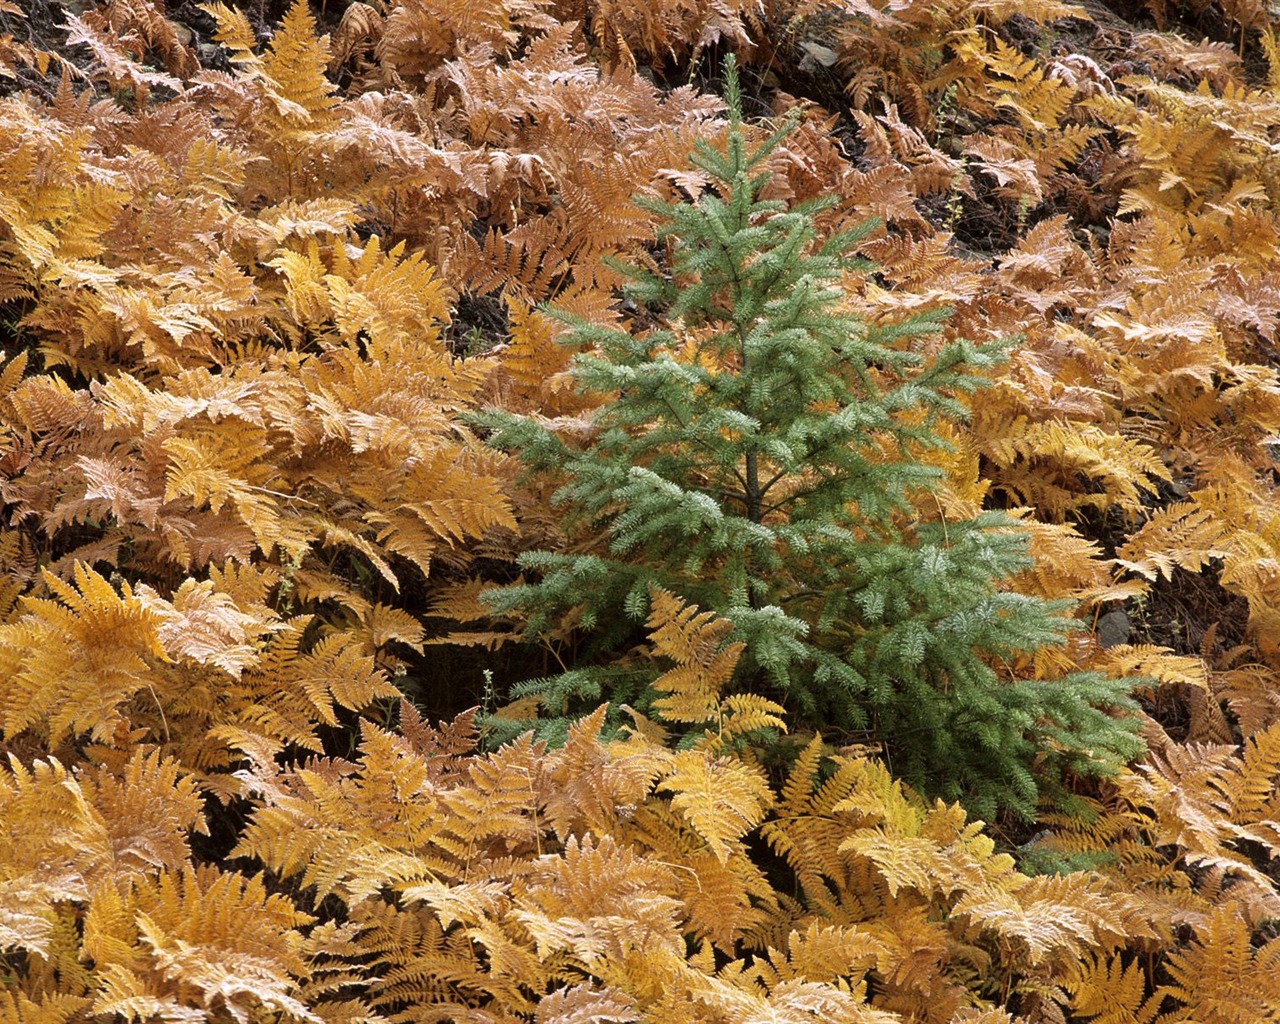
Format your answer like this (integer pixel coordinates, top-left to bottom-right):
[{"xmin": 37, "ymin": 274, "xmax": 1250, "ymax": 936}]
[
  {"xmin": 380, "ymin": 0, "xmax": 556, "ymax": 82},
  {"xmin": 62, "ymin": 10, "xmax": 184, "ymax": 105}
]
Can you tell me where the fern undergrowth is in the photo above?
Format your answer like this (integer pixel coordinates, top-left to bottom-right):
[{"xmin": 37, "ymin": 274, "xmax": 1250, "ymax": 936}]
[{"xmin": 2, "ymin": 0, "xmax": 1280, "ymax": 1020}]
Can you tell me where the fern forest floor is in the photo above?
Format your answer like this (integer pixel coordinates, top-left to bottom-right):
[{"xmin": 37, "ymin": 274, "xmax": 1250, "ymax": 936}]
[{"xmin": 7, "ymin": 0, "xmax": 1280, "ymax": 1021}]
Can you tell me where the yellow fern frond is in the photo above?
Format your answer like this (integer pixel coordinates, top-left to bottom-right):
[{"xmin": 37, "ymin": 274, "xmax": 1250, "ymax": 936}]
[
  {"xmin": 657, "ymin": 751, "xmax": 773, "ymax": 865},
  {"xmin": 81, "ymin": 748, "xmax": 209, "ymax": 878},
  {"xmin": 0, "ymin": 564, "xmax": 166, "ymax": 744},
  {"xmin": 1161, "ymin": 905, "xmax": 1280, "ymax": 1020},
  {"xmin": 230, "ymin": 721, "xmax": 447, "ymax": 903},
  {"xmin": 1114, "ymin": 502, "xmax": 1231, "ymax": 581},
  {"xmin": 84, "ymin": 865, "xmax": 316, "ymax": 1024},
  {"xmin": 0, "ymin": 756, "xmax": 106, "ymax": 956},
  {"xmin": 646, "ymin": 588, "xmax": 742, "ymax": 727},
  {"xmin": 259, "ymin": 1, "xmax": 339, "ymax": 126},
  {"xmin": 0, "ymin": 992, "xmax": 92, "ymax": 1024},
  {"xmin": 1067, "ymin": 952, "xmax": 1164, "ymax": 1024},
  {"xmin": 1091, "ymin": 645, "xmax": 1210, "ymax": 692},
  {"xmin": 137, "ymin": 577, "xmax": 281, "ymax": 679},
  {"xmin": 953, "ymin": 872, "xmax": 1128, "ymax": 969},
  {"xmin": 540, "ymin": 705, "xmax": 672, "ymax": 839},
  {"xmin": 983, "ymin": 38, "xmax": 1075, "ymax": 134},
  {"xmin": 199, "ymin": 2, "xmax": 261, "ymax": 69}
]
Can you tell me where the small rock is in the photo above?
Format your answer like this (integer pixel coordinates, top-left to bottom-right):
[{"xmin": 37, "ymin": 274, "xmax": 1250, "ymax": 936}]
[
  {"xmin": 798, "ymin": 42, "xmax": 839, "ymax": 68},
  {"xmin": 167, "ymin": 19, "xmax": 193, "ymax": 46},
  {"xmin": 1097, "ymin": 610, "xmax": 1131, "ymax": 648}
]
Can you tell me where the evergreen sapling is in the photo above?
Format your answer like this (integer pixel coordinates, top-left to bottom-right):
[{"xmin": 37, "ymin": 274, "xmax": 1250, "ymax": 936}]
[{"xmin": 470, "ymin": 59, "xmax": 1143, "ymax": 819}]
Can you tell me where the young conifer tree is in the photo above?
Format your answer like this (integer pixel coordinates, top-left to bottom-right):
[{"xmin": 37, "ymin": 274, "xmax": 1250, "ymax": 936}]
[{"xmin": 472, "ymin": 59, "xmax": 1142, "ymax": 819}]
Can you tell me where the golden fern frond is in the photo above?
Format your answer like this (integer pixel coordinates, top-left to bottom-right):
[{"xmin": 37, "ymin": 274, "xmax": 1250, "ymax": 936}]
[
  {"xmin": 0, "ymin": 880, "xmax": 68, "ymax": 963},
  {"xmin": 735, "ymin": 978, "xmax": 894, "ymax": 1024},
  {"xmin": 442, "ymin": 732, "xmax": 543, "ymax": 860},
  {"xmin": 449, "ymin": 226, "xmax": 552, "ymax": 300},
  {"xmin": 0, "ymin": 101, "xmax": 96, "ymax": 281},
  {"xmin": 327, "ymin": 234, "xmax": 453, "ymax": 349},
  {"xmin": 640, "ymin": 589, "xmax": 785, "ymax": 751},
  {"xmin": 340, "ymin": 899, "xmax": 502, "ymax": 1012},
  {"xmin": 188, "ymin": 615, "xmax": 398, "ymax": 763},
  {"xmin": 199, "ymin": 2, "xmax": 261, "ymax": 69},
  {"xmin": 1213, "ymin": 661, "xmax": 1280, "ymax": 738},
  {"xmin": 0, "ymin": 564, "xmax": 165, "ymax": 744},
  {"xmin": 80, "ymin": 748, "xmax": 209, "ymax": 878},
  {"xmin": 1118, "ymin": 741, "xmax": 1280, "ymax": 904},
  {"xmin": 1212, "ymin": 721, "xmax": 1280, "ymax": 835},
  {"xmin": 1010, "ymin": 516, "xmax": 1146, "ymax": 611},
  {"xmin": 758, "ymin": 921, "xmax": 883, "ymax": 988},
  {"xmin": 230, "ymin": 721, "xmax": 446, "ymax": 903},
  {"xmin": 656, "ymin": 751, "xmax": 773, "ymax": 866},
  {"xmin": 364, "ymin": 448, "xmax": 517, "ymax": 575},
  {"xmin": 952, "ymin": 872, "xmax": 1133, "ymax": 970},
  {"xmin": 718, "ymin": 693, "xmax": 790, "ymax": 738},
  {"xmin": 646, "ymin": 587, "xmax": 736, "ymax": 670},
  {"xmin": 493, "ymin": 299, "xmax": 576, "ymax": 415},
  {"xmin": 161, "ymin": 427, "xmax": 306, "ymax": 561},
  {"xmin": 83, "ymin": 865, "xmax": 316, "ymax": 1024},
  {"xmin": 1160, "ymin": 905, "xmax": 1280, "ymax": 1021},
  {"xmin": 531, "ymin": 983, "xmax": 639, "ymax": 1024},
  {"xmin": 257, "ymin": 199, "xmax": 361, "ymax": 247},
  {"xmin": 621, "ymin": 792, "xmax": 778, "ymax": 954},
  {"xmin": 982, "ymin": 37, "xmax": 1075, "ymax": 134},
  {"xmin": 0, "ymin": 756, "xmax": 108, "ymax": 957},
  {"xmin": 1090, "ymin": 645, "xmax": 1210, "ymax": 692},
  {"xmin": 1114, "ymin": 502, "xmax": 1231, "ymax": 581},
  {"xmin": 1066, "ymin": 952, "xmax": 1165, "ymax": 1024},
  {"xmin": 539, "ymin": 705, "xmax": 672, "ymax": 840},
  {"xmin": 776, "ymin": 733, "xmax": 828, "ymax": 819},
  {"xmin": 258, "ymin": 1, "xmax": 339, "ymax": 126},
  {"xmin": 993, "ymin": 215, "xmax": 1098, "ymax": 312},
  {"xmin": 768, "ymin": 748, "xmax": 978, "ymax": 943},
  {"xmin": 8, "ymin": 899, "xmax": 93, "ymax": 997},
  {"xmin": 137, "ymin": 577, "xmax": 280, "ymax": 680},
  {"xmin": 328, "ymin": 1, "xmax": 383, "ymax": 75},
  {"xmin": 0, "ymin": 993, "xmax": 92, "ymax": 1024},
  {"xmin": 986, "ymin": 421, "xmax": 1170, "ymax": 517},
  {"xmin": 293, "ymin": 631, "xmax": 402, "ymax": 727},
  {"xmin": 646, "ymin": 588, "xmax": 740, "ymax": 725},
  {"xmin": 520, "ymin": 829, "xmax": 680, "ymax": 947}
]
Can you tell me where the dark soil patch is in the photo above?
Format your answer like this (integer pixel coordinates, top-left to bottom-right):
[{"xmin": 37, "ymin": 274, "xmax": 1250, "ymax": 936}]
[{"xmin": 1130, "ymin": 564, "xmax": 1252, "ymax": 661}]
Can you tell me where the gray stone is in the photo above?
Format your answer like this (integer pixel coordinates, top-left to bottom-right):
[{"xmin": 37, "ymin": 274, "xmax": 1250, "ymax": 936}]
[
  {"xmin": 798, "ymin": 42, "xmax": 839, "ymax": 68},
  {"xmin": 1097, "ymin": 609, "xmax": 1131, "ymax": 648}
]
